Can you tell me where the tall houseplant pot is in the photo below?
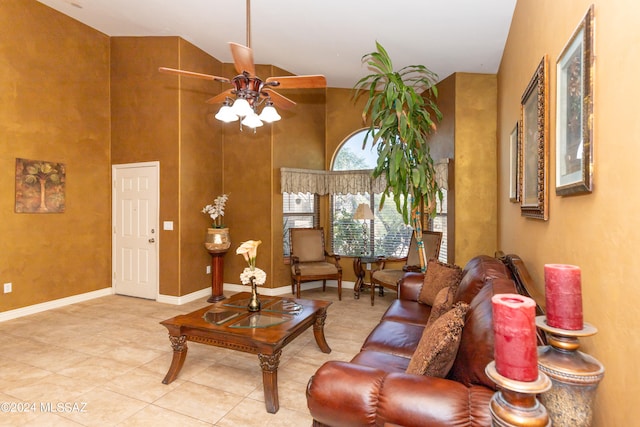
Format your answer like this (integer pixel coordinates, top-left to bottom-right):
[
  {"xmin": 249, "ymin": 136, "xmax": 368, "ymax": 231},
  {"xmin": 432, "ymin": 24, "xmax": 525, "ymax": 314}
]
[
  {"xmin": 205, "ymin": 227, "xmax": 231, "ymax": 252},
  {"xmin": 353, "ymin": 42, "xmax": 442, "ymax": 271}
]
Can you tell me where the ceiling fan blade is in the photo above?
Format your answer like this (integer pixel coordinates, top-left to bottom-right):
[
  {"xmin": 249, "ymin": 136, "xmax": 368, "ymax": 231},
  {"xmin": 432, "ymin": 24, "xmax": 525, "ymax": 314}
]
[
  {"xmin": 265, "ymin": 75, "xmax": 327, "ymax": 89},
  {"xmin": 205, "ymin": 89, "xmax": 234, "ymax": 104},
  {"xmin": 158, "ymin": 67, "xmax": 230, "ymax": 83},
  {"xmin": 229, "ymin": 42, "xmax": 255, "ymax": 76},
  {"xmin": 264, "ymin": 89, "xmax": 296, "ymax": 110}
]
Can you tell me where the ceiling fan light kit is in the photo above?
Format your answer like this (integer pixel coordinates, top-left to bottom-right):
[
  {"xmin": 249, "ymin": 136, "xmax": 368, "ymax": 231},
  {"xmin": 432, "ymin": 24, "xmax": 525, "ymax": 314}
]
[{"xmin": 158, "ymin": 0, "xmax": 325, "ymax": 132}]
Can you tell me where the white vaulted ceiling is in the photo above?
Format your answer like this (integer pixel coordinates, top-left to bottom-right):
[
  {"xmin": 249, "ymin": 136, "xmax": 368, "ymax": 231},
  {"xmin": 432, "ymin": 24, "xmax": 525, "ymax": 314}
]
[{"xmin": 36, "ymin": 0, "xmax": 517, "ymax": 88}]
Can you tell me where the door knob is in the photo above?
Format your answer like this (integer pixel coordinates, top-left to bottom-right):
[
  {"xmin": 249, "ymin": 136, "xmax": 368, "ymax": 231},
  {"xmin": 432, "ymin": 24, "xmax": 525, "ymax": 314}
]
[{"xmin": 149, "ymin": 238, "xmax": 155, "ymax": 243}]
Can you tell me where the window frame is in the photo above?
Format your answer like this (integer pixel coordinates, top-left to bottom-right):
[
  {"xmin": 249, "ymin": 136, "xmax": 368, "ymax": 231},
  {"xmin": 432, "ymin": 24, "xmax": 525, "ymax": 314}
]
[{"xmin": 282, "ymin": 192, "xmax": 319, "ymax": 262}]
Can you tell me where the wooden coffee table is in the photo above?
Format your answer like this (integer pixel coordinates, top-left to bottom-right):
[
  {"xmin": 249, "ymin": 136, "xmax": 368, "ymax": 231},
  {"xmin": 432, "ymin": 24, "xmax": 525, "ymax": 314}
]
[{"xmin": 160, "ymin": 292, "xmax": 332, "ymax": 413}]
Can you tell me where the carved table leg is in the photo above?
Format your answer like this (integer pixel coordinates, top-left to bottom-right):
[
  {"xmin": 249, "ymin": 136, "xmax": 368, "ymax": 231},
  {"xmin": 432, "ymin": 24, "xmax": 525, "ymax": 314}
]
[
  {"xmin": 259, "ymin": 350, "xmax": 282, "ymax": 414},
  {"xmin": 162, "ymin": 335, "xmax": 188, "ymax": 385},
  {"xmin": 313, "ymin": 308, "xmax": 332, "ymax": 354}
]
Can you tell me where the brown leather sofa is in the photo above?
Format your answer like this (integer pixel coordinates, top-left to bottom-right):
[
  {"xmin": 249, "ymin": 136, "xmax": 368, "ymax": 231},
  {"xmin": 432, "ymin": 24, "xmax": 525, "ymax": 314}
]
[{"xmin": 307, "ymin": 254, "xmax": 542, "ymax": 427}]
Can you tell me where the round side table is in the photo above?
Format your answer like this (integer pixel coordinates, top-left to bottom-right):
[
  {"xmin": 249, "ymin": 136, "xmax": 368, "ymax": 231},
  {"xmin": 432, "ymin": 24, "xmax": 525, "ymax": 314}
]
[{"xmin": 353, "ymin": 256, "xmax": 379, "ymax": 305}]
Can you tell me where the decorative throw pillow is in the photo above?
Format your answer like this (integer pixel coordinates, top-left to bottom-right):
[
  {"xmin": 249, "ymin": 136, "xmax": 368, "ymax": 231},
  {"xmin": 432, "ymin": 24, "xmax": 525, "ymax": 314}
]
[
  {"xmin": 418, "ymin": 259, "xmax": 463, "ymax": 306},
  {"xmin": 406, "ymin": 301, "xmax": 470, "ymax": 377},
  {"xmin": 426, "ymin": 286, "xmax": 454, "ymax": 328}
]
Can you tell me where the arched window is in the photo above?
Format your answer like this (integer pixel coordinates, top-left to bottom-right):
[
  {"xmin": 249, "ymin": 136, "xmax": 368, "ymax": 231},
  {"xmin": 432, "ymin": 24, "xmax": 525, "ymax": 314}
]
[
  {"xmin": 330, "ymin": 129, "xmax": 448, "ymax": 260},
  {"xmin": 330, "ymin": 130, "xmax": 413, "ymax": 257}
]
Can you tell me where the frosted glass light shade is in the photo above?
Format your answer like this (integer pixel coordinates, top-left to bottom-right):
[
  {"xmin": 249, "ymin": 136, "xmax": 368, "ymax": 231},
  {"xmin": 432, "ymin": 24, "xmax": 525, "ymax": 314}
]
[
  {"xmin": 230, "ymin": 98, "xmax": 253, "ymax": 117},
  {"xmin": 214, "ymin": 105, "xmax": 239, "ymax": 122},
  {"xmin": 259, "ymin": 105, "xmax": 281, "ymax": 123},
  {"xmin": 241, "ymin": 112, "xmax": 263, "ymax": 128}
]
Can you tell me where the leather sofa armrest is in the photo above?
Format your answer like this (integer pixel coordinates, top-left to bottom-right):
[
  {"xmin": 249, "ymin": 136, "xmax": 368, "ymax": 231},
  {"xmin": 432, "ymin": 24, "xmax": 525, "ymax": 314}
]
[
  {"xmin": 307, "ymin": 361, "xmax": 492, "ymax": 427},
  {"xmin": 397, "ymin": 272, "xmax": 424, "ymax": 301}
]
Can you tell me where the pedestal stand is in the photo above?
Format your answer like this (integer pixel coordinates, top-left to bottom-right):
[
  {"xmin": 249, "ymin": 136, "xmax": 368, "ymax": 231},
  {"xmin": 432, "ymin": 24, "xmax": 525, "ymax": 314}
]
[
  {"xmin": 535, "ymin": 316, "xmax": 605, "ymax": 427},
  {"xmin": 485, "ymin": 361, "xmax": 552, "ymax": 427},
  {"xmin": 207, "ymin": 249, "xmax": 228, "ymax": 303}
]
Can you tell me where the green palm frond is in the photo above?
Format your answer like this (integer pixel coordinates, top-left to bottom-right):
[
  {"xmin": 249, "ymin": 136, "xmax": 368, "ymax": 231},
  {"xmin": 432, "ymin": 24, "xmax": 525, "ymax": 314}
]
[{"xmin": 353, "ymin": 42, "xmax": 443, "ymax": 224}]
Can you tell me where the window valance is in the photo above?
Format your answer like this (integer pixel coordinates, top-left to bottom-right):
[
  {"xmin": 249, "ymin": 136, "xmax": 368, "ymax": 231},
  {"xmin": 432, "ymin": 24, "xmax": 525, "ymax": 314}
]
[
  {"xmin": 280, "ymin": 168, "xmax": 385, "ymax": 195},
  {"xmin": 280, "ymin": 159, "xmax": 449, "ymax": 195}
]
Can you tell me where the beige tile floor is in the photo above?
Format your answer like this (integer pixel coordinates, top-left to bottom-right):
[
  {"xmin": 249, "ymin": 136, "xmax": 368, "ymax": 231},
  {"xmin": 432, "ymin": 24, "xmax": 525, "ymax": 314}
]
[{"xmin": 0, "ymin": 287, "xmax": 393, "ymax": 426}]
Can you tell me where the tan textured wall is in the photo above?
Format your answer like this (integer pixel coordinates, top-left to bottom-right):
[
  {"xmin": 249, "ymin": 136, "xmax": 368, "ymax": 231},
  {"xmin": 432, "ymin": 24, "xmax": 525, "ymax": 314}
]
[
  {"xmin": 111, "ymin": 36, "xmax": 223, "ymax": 296},
  {"xmin": 222, "ymin": 64, "xmax": 326, "ymax": 289},
  {"xmin": 221, "ymin": 64, "xmax": 273, "ymax": 288},
  {"xmin": 454, "ymin": 73, "xmax": 498, "ymax": 266},
  {"xmin": 111, "ymin": 36, "xmax": 180, "ymax": 296},
  {"xmin": 498, "ymin": 1, "xmax": 640, "ymax": 424},
  {"xmin": 271, "ymin": 79, "xmax": 326, "ymax": 288},
  {"xmin": 324, "ymin": 80, "xmax": 497, "ymax": 276},
  {"xmin": 427, "ymin": 74, "xmax": 456, "ymax": 263},
  {"xmin": 427, "ymin": 74, "xmax": 456, "ymax": 162},
  {"xmin": 177, "ymin": 40, "xmax": 224, "ymax": 296},
  {"xmin": 0, "ymin": 0, "xmax": 111, "ymax": 311},
  {"xmin": 325, "ymin": 88, "xmax": 368, "ymax": 282}
]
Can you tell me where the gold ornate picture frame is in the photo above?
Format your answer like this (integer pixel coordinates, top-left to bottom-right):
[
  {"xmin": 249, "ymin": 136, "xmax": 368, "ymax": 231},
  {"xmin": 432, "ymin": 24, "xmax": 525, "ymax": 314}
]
[
  {"xmin": 520, "ymin": 56, "xmax": 549, "ymax": 220},
  {"xmin": 555, "ymin": 4, "xmax": 594, "ymax": 196},
  {"xmin": 509, "ymin": 123, "xmax": 519, "ymax": 202}
]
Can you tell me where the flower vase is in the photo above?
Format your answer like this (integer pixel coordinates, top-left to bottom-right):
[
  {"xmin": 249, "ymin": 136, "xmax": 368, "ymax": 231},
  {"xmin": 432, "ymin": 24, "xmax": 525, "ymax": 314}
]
[
  {"xmin": 204, "ymin": 227, "xmax": 231, "ymax": 253},
  {"xmin": 248, "ymin": 278, "xmax": 261, "ymax": 312}
]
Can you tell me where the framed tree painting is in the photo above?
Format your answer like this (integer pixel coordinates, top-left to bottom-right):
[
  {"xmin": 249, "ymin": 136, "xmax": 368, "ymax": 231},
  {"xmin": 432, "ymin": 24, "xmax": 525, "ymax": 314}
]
[
  {"xmin": 15, "ymin": 158, "xmax": 66, "ymax": 213},
  {"xmin": 509, "ymin": 123, "xmax": 519, "ymax": 202},
  {"xmin": 520, "ymin": 56, "xmax": 549, "ymax": 220},
  {"xmin": 556, "ymin": 4, "xmax": 594, "ymax": 196}
]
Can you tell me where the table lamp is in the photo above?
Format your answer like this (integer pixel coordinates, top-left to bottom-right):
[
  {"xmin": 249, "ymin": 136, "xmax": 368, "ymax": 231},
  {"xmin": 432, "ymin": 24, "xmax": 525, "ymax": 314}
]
[{"xmin": 354, "ymin": 203, "xmax": 374, "ymax": 255}]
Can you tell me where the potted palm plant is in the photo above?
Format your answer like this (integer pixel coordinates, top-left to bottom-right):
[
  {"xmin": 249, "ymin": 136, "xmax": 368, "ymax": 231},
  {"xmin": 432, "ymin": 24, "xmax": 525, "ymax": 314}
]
[{"xmin": 353, "ymin": 42, "xmax": 442, "ymax": 271}]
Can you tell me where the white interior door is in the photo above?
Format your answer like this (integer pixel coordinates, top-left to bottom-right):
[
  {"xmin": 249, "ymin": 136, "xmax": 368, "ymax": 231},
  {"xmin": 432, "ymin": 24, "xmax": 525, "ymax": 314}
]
[{"xmin": 112, "ymin": 162, "xmax": 159, "ymax": 299}]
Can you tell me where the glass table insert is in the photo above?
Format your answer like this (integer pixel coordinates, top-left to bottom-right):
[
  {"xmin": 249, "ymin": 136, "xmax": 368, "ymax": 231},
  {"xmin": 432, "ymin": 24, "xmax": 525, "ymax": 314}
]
[{"xmin": 229, "ymin": 312, "xmax": 292, "ymax": 328}]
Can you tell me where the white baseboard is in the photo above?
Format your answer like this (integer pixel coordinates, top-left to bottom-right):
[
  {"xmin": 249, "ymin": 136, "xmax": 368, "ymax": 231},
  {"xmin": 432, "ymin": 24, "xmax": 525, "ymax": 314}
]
[
  {"xmin": 159, "ymin": 280, "xmax": 355, "ymax": 304},
  {"xmin": 223, "ymin": 280, "xmax": 354, "ymax": 296},
  {"xmin": 156, "ymin": 287, "xmax": 212, "ymax": 305},
  {"xmin": 0, "ymin": 287, "xmax": 114, "ymax": 322},
  {"xmin": 0, "ymin": 280, "xmax": 358, "ymax": 321}
]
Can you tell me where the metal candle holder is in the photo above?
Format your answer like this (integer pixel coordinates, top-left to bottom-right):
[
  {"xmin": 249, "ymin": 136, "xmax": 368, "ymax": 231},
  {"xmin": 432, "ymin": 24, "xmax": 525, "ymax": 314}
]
[
  {"xmin": 485, "ymin": 361, "xmax": 552, "ymax": 427},
  {"xmin": 535, "ymin": 316, "xmax": 605, "ymax": 427}
]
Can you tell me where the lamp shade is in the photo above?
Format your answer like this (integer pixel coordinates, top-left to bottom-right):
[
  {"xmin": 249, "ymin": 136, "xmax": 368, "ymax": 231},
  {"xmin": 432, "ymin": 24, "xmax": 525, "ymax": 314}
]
[
  {"xmin": 241, "ymin": 112, "xmax": 263, "ymax": 128},
  {"xmin": 354, "ymin": 203, "xmax": 374, "ymax": 220},
  {"xmin": 214, "ymin": 104, "xmax": 239, "ymax": 123},
  {"xmin": 230, "ymin": 98, "xmax": 253, "ymax": 117},
  {"xmin": 259, "ymin": 104, "xmax": 281, "ymax": 123}
]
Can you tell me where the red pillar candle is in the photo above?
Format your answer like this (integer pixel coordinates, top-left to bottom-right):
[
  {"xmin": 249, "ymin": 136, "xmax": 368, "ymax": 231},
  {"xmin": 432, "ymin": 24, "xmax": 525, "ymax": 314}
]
[
  {"xmin": 544, "ymin": 264, "xmax": 583, "ymax": 330},
  {"xmin": 492, "ymin": 293, "xmax": 539, "ymax": 382}
]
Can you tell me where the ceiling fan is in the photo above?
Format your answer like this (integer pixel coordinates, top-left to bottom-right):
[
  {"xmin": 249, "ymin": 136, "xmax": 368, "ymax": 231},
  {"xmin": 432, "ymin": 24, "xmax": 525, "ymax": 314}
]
[{"xmin": 158, "ymin": 0, "xmax": 326, "ymax": 129}]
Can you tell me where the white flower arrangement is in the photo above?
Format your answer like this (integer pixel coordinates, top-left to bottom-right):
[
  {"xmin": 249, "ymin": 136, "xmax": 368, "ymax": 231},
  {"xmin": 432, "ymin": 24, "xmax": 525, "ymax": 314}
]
[
  {"xmin": 240, "ymin": 267, "xmax": 267, "ymax": 286},
  {"xmin": 202, "ymin": 194, "xmax": 228, "ymax": 228},
  {"xmin": 236, "ymin": 240, "xmax": 266, "ymax": 285}
]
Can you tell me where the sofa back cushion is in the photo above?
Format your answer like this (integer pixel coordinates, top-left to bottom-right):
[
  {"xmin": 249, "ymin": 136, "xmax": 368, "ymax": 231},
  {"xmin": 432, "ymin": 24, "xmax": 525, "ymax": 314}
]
[
  {"xmin": 448, "ymin": 278, "xmax": 517, "ymax": 389},
  {"xmin": 454, "ymin": 255, "xmax": 512, "ymax": 304}
]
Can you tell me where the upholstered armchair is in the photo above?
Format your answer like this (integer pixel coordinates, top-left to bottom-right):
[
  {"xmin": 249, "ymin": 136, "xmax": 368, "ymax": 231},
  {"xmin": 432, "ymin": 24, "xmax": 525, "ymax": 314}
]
[
  {"xmin": 369, "ymin": 230, "xmax": 442, "ymax": 305},
  {"xmin": 290, "ymin": 228, "xmax": 343, "ymax": 300}
]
